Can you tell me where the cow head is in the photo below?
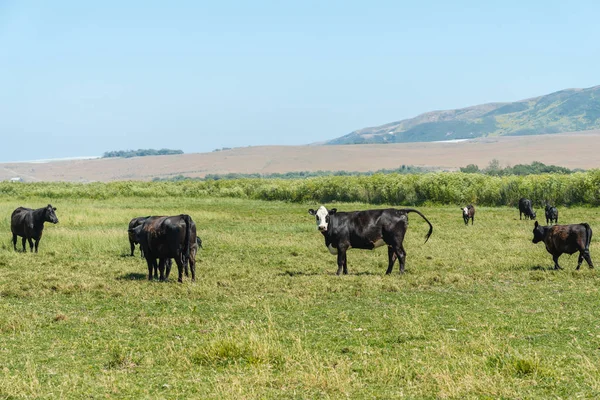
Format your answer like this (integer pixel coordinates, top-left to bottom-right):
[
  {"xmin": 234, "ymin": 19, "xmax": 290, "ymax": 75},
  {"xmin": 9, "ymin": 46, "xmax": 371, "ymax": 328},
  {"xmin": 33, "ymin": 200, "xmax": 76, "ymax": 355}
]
[
  {"xmin": 531, "ymin": 210, "xmax": 537, "ymax": 220},
  {"xmin": 45, "ymin": 204, "xmax": 59, "ymax": 224},
  {"xmin": 129, "ymin": 224, "xmax": 144, "ymax": 244},
  {"xmin": 308, "ymin": 206, "xmax": 337, "ymax": 232},
  {"xmin": 532, "ymin": 221, "xmax": 545, "ymax": 243},
  {"xmin": 462, "ymin": 207, "xmax": 468, "ymax": 217}
]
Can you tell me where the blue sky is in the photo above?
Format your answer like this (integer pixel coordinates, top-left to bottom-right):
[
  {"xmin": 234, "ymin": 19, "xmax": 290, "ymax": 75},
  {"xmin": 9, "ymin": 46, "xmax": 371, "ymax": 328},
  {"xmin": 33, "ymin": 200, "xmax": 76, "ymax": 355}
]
[{"xmin": 1, "ymin": 0, "xmax": 599, "ymax": 161}]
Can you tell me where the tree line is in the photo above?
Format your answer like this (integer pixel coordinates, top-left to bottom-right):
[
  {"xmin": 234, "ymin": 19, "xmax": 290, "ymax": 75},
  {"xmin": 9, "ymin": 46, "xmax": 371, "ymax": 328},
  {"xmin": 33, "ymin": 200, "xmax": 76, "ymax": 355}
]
[
  {"xmin": 102, "ymin": 149, "xmax": 184, "ymax": 158},
  {"xmin": 460, "ymin": 160, "xmax": 579, "ymax": 176}
]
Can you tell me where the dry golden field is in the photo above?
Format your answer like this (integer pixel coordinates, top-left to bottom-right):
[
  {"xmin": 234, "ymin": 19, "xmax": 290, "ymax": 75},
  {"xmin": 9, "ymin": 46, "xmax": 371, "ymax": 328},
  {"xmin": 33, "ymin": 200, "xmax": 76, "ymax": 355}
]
[{"xmin": 2, "ymin": 130, "xmax": 600, "ymax": 182}]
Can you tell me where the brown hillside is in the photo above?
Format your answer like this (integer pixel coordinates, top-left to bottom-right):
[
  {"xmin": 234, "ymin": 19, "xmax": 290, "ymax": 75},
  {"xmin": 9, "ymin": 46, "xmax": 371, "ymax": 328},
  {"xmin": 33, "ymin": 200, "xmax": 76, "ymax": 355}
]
[{"xmin": 1, "ymin": 130, "xmax": 599, "ymax": 182}]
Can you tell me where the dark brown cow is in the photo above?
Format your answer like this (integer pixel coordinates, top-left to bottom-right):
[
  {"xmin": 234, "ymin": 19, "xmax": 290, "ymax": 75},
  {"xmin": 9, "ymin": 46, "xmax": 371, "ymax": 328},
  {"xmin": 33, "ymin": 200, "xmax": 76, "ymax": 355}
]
[
  {"xmin": 130, "ymin": 214, "xmax": 198, "ymax": 282},
  {"xmin": 462, "ymin": 205, "xmax": 475, "ymax": 225},
  {"xmin": 11, "ymin": 204, "xmax": 59, "ymax": 252},
  {"xmin": 308, "ymin": 206, "xmax": 433, "ymax": 275},
  {"xmin": 532, "ymin": 221, "xmax": 594, "ymax": 270}
]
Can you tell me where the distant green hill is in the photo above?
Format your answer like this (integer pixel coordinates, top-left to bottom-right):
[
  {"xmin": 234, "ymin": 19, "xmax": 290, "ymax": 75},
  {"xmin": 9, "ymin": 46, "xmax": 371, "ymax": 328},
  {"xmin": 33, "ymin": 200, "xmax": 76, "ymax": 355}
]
[{"xmin": 328, "ymin": 85, "xmax": 600, "ymax": 144}]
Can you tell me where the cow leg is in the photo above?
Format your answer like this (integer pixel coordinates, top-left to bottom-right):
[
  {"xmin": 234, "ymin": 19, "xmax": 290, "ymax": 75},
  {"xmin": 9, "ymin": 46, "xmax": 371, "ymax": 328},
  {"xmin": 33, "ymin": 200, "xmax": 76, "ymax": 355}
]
[
  {"xmin": 386, "ymin": 246, "xmax": 397, "ymax": 274},
  {"xmin": 130, "ymin": 240, "xmax": 135, "ymax": 256},
  {"xmin": 165, "ymin": 258, "xmax": 172, "ymax": 279},
  {"xmin": 189, "ymin": 249, "xmax": 196, "ymax": 282},
  {"xmin": 336, "ymin": 250, "xmax": 346, "ymax": 275},
  {"xmin": 34, "ymin": 239, "xmax": 40, "ymax": 253},
  {"xmin": 12, "ymin": 234, "xmax": 17, "ymax": 251},
  {"xmin": 153, "ymin": 260, "xmax": 159, "ymax": 280},
  {"xmin": 183, "ymin": 253, "xmax": 189, "ymax": 277},
  {"xmin": 145, "ymin": 258, "xmax": 155, "ymax": 280},
  {"xmin": 471, "ymin": 215, "xmax": 474, "ymax": 225},
  {"xmin": 28, "ymin": 238, "xmax": 34, "ymax": 252},
  {"xmin": 582, "ymin": 250, "xmax": 594, "ymax": 269},
  {"xmin": 342, "ymin": 252, "xmax": 348, "ymax": 275},
  {"xmin": 577, "ymin": 251, "xmax": 584, "ymax": 270},
  {"xmin": 553, "ymin": 255, "xmax": 562, "ymax": 270},
  {"xmin": 174, "ymin": 255, "xmax": 185, "ymax": 283},
  {"xmin": 396, "ymin": 245, "xmax": 407, "ymax": 273},
  {"xmin": 21, "ymin": 237, "xmax": 27, "ymax": 252},
  {"xmin": 158, "ymin": 259, "xmax": 168, "ymax": 281}
]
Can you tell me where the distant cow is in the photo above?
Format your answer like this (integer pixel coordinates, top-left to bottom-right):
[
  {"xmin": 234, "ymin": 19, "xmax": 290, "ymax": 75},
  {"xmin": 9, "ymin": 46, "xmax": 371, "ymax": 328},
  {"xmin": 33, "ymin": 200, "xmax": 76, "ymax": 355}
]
[
  {"xmin": 545, "ymin": 205, "xmax": 558, "ymax": 225},
  {"xmin": 308, "ymin": 206, "xmax": 433, "ymax": 275},
  {"xmin": 532, "ymin": 221, "xmax": 594, "ymax": 270},
  {"xmin": 130, "ymin": 214, "xmax": 198, "ymax": 282},
  {"xmin": 519, "ymin": 198, "xmax": 536, "ymax": 220},
  {"xmin": 11, "ymin": 204, "xmax": 59, "ymax": 252},
  {"xmin": 128, "ymin": 216, "xmax": 150, "ymax": 257},
  {"xmin": 462, "ymin": 205, "xmax": 475, "ymax": 225}
]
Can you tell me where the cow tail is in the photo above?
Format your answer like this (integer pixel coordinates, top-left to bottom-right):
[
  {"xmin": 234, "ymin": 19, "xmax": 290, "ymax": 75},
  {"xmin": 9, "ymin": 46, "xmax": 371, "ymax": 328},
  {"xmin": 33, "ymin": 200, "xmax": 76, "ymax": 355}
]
[
  {"xmin": 182, "ymin": 214, "xmax": 192, "ymax": 270},
  {"xmin": 582, "ymin": 223, "xmax": 593, "ymax": 251},
  {"xmin": 398, "ymin": 208, "xmax": 434, "ymax": 243}
]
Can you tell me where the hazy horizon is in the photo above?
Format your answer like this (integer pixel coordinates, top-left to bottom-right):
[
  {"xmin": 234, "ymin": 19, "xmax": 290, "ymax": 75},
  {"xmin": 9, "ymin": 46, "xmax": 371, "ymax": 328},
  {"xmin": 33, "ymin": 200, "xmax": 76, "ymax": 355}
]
[{"xmin": 2, "ymin": 1, "xmax": 600, "ymax": 162}]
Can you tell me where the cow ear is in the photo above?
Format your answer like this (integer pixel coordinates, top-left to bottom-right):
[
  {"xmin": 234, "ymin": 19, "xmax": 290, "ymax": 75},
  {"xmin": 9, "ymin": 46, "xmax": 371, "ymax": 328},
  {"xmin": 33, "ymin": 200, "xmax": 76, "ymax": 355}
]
[
  {"xmin": 308, "ymin": 209, "xmax": 316, "ymax": 215},
  {"xmin": 534, "ymin": 221, "xmax": 539, "ymax": 227},
  {"xmin": 53, "ymin": 207, "xmax": 57, "ymax": 211},
  {"xmin": 329, "ymin": 208, "xmax": 337, "ymax": 215}
]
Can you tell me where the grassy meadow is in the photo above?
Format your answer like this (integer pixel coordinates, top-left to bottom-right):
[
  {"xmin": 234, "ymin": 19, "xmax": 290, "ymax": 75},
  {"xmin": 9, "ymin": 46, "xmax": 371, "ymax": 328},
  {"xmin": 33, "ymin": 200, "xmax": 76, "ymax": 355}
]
[{"xmin": 0, "ymin": 196, "xmax": 599, "ymax": 398}]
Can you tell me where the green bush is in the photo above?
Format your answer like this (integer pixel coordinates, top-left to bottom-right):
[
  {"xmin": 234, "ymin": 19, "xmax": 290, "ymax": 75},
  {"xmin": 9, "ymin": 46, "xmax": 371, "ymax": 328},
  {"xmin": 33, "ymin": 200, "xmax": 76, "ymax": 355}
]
[{"xmin": 1, "ymin": 171, "xmax": 599, "ymax": 206}]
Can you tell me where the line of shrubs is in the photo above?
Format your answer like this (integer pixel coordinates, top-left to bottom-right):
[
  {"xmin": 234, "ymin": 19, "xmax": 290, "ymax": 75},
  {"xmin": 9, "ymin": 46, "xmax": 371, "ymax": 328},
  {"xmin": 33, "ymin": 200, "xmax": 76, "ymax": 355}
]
[{"xmin": 1, "ymin": 170, "xmax": 599, "ymax": 206}]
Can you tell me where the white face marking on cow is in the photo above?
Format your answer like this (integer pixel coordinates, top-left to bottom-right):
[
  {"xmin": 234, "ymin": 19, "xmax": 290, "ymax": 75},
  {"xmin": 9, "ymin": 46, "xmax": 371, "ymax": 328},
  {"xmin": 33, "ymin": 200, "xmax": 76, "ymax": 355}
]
[
  {"xmin": 372, "ymin": 239, "xmax": 385, "ymax": 248},
  {"xmin": 463, "ymin": 207, "xmax": 468, "ymax": 216},
  {"xmin": 315, "ymin": 206, "xmax": 329, "ymax": 232}
]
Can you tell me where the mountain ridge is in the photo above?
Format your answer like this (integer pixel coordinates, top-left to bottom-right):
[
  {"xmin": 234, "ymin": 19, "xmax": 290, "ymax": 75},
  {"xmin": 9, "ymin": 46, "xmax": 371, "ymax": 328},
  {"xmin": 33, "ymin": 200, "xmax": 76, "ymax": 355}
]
[{"xmin": 328, "ymin": 85, "xmax": 600, "ymax": 144}]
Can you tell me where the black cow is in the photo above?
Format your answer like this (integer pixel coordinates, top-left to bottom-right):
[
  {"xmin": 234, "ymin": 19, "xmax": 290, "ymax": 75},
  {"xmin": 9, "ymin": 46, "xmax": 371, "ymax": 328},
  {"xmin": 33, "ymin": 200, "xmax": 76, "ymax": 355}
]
[
  {"xmin": 128, "ymin": 216, "xmax": 150, "ymax": 257},
  {"xmin": 308, "ymin": 206, "xmax": 433, "ymax": 275},
  {"xmin": 532, "ymin": 221, "xmax": 593, "ymax": 270},
  {"xmin": 11, "ymin": 204, "xmax": 59, "ymax": 252},
  {"xmin": 519, "ymin": 198, "xmax": 536, "ymax": 220},
  {"xmin": 462, "ymin": 205, "xmax": 475, "ymax": 225},
  {"xmin": 130, "ymin": 214, "xmax": 198, "ymax": 282},
  {"xmin": 545, "ymin": 205, "xmax": 558, "ymax": 225}
]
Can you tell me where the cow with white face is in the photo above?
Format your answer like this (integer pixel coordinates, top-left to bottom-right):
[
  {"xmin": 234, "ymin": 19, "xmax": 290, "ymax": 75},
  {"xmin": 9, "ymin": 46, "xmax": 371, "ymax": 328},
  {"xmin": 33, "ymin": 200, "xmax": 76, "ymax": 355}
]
[
  {"xmin": 308, "ymin": 206, "xmax": 433, "ymax": 275},
  {"xmin": 313, "ymin": 205, "xmax": 335, "ymax": 232},
  {"xmin": 462, "ymin": 204, "xmax": 475, "ymax": 225}
]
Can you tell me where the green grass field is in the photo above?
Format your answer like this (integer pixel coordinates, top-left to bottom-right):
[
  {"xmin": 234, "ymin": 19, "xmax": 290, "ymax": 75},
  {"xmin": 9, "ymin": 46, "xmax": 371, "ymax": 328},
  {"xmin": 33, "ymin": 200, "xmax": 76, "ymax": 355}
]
[{"xmin": 0, "ymin": 197, "xmax": 599, "ymax": 399}]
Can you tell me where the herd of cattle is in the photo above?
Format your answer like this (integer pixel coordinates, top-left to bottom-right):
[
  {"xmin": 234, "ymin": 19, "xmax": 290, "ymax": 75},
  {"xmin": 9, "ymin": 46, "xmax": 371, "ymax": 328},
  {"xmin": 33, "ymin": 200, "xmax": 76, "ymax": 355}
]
[{"xmin": 8, "ymin": 197, "xmax": 595, "ymax": 279}]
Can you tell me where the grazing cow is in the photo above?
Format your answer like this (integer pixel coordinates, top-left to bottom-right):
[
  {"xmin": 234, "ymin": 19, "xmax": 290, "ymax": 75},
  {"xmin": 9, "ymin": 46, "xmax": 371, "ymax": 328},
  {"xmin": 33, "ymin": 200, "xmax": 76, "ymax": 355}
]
[
  {"xmin": 130, "ymin": 214, "xmax": 198, "ymax": 282},
  {"xmin": 11, "ymin": 204, "xmax": 59, "ymax": 253},
  {"xmin": 128, "ymin": 216, "xmax": 150, "ymax": 257},
  {"xmin": 545, "ymin": 205, "xmax": 558, "ymax": 225},
  {"xmin": 308, "ymin": 206, "xmax": 433, "ymax": 275},
  {"xmin": 532, "ymin": 221, "xmax": 594, "ymax": 270},
  {"xmin": 518, "ymin": 198, "xmax": 536, "ymax": 220},
  {"xmin": 462, "ymin": 205, "xmax": 475, "ymax": 225}
]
